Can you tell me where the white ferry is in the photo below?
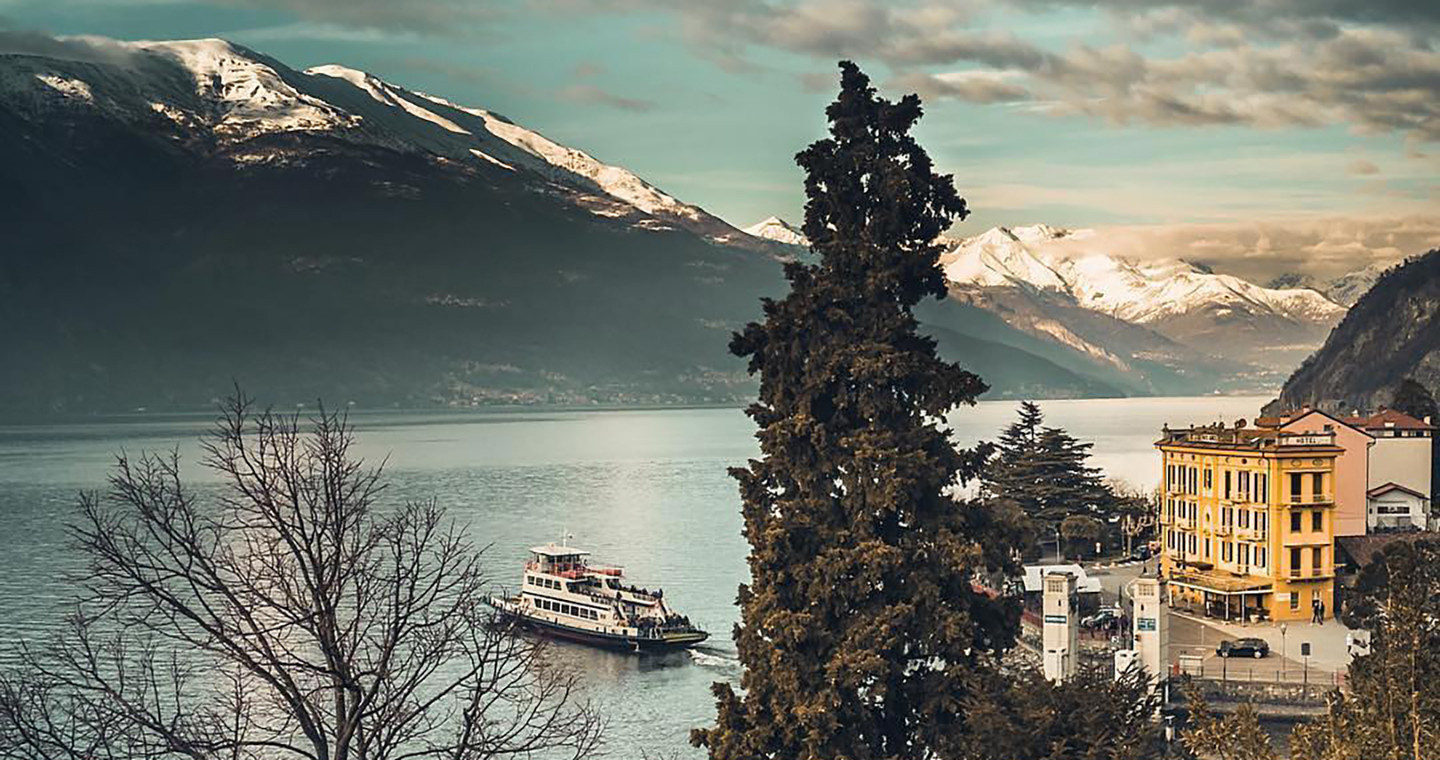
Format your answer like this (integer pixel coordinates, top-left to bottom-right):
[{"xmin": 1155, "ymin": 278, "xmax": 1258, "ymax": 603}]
[{"xmin": 489, "ymin": 542, "xmax": 709, "ymax": 651}]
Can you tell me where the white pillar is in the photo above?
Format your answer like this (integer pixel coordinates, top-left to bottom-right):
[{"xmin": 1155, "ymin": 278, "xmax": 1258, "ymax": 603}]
[
  {"xmin": 1131, "ymin": 575, "xmax": 1169, "ymax": 687},
  {"xmin": 1042, "ymin": 571, "xmax": 1079, "ymax": 684}
]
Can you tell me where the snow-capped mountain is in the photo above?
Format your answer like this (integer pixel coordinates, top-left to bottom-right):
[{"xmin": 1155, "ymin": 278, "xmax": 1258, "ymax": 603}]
[
  {"xmin": 2, "ymin": 38, "xmax": 759, "ymax": 248},
  {"xmin": 941, "ymin": 225, "xmax": 1344, "ymax": 326},
  {"xmin": 938, "ymin": 225, "xmax": 1348, "ymax": 386},
  {"xmin": 743, "ymin": 216, "xmax": 808, "ymax": 248},
  {"xmin": 1322, "ymin": 262, "xmax": 1392, "ymax": 307}
]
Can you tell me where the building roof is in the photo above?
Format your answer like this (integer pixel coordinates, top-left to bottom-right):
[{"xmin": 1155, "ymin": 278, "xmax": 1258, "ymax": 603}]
[
  {"xmin": 1279, "ymin": 408, "xmax": 1374, "ymax": 438},
  {"xmin": 1337, "ymin": 533, "xmax": 1432, "ymax": 568},
  {"xmin": 1021, "ymin": 564, "xmax": 1103, "ymax": 594},
  {"xmin": 1156, "ymin": 424, "xmax": 1344, "ymax": 453},
  {"xmin": 1344, "ymin": 408, "xmax": 1435, "ymax": 431},
  {"xmin": 1367, "ymin": 482, "xmax": 1430, "ymax": 500}
]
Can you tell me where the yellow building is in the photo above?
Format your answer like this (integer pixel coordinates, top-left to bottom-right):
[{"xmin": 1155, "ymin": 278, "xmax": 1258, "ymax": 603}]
[{"xmin": 1156, "ymin": 422, "xmax": 1341, "ymax": 623}]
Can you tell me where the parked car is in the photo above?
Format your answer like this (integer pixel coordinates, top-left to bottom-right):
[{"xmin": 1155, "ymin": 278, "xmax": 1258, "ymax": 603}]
[
  {"xmin": 1081, "ymin": 607, "xmax": 1120, "ymax": 629},
  {"xmin": 1217, "ymin": 637, "xmax": 1270, "ymax": 658},
  {"xmin": 1129, "ymin": 545, "xmax": 1152, "ymax": 561}
]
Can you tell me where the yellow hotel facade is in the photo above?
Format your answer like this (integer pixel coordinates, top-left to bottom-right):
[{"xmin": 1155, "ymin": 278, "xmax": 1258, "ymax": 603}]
[{"xmin": 1156, "ymin": 423, "xmax": 1341, "ymax": 624}]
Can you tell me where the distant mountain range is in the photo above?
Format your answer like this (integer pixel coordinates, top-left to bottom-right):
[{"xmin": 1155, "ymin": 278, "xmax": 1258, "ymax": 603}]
[
  {"xmin": 1266, "ymin": 250, "xmax": 1440, "ymax": 414},
  {"xmin": 756, "ymin": 219, "xmax": 1363, "ymax": 396},
  {"xmin": 0, "ymin": 37, "xmax": 1408, "ymax": 415}
]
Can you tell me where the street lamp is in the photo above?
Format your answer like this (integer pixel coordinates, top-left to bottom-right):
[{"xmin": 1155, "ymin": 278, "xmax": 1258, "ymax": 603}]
[{"xmin": 1280, "ymin": 623, "xmax": 1288, "ymax": 681}]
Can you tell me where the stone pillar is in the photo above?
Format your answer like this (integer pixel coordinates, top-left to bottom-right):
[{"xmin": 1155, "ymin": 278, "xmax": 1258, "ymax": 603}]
[
  {"xmin": 1131, "ymin": 575, "xmax": 1169, "ymax": 687},
  {"xmin": 1042, "ymin": 571, "xmax": 1078, "ymax": 684}
]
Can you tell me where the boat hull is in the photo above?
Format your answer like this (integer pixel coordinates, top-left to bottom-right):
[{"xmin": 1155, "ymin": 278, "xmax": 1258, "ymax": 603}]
[{"xmin": 489, "ymin": 598, "xmax": 709, "ymax": 651}]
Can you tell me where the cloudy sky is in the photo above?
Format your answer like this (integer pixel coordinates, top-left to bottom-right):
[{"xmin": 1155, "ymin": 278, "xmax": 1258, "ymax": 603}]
[{"xmin": 3, "ymin": 0, "xmax": 1438, "ymax": 281}]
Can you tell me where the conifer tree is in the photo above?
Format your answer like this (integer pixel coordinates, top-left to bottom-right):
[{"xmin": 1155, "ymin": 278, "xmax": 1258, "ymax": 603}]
[
  {"xmin": 692, "ymin": 61, "xmax": 1019, "ymax": 760},
  {"xmin": 982, "ymin": 402, "xmax": 1114, "ymax": 538}
]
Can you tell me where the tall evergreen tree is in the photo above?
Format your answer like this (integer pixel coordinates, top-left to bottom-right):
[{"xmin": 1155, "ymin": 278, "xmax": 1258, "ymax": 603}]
[
  {"xmin": 692, "ymin": 61, "xmax": 1020, "ymax": 760},
  {"xmin": 983, "ymin": 402, "xmax": 1114, "ymax": 537}
]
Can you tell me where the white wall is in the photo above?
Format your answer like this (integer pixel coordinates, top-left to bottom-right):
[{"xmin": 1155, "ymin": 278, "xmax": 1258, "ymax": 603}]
[{"xmin": 1369, "ymin": 436, "xmax": 1432, "ymax": 497}]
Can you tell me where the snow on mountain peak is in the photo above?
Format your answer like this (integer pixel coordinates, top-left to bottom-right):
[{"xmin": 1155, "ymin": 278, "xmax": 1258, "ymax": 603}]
[
  {"xmin": 743, "ymin": 216, "xmax": 808, "ymax": 247},
  {"xmin": 942, "ymin": 225, "xmax": 1346, "ymax": 325}
]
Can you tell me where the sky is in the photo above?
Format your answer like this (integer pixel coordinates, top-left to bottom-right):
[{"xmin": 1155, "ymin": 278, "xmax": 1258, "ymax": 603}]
[{"xmin": 1, "ymin": 0, "xmax": 1437, "ymax": 282}]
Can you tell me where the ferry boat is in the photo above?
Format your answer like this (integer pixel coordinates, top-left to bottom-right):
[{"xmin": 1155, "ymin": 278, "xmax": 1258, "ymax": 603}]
[{"xmin": 489, "ymin": 542, "xmax": 709, "ymax": 651}]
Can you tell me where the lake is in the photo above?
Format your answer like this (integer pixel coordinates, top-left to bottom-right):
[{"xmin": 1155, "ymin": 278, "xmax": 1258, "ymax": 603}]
[{"xmin": 0, "ymin": 396, "xmax": 1266, "ymax": 757}]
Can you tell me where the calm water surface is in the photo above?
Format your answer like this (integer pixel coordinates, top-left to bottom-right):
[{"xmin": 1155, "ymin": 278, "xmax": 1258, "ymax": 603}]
[{"xmin": 0, "ymin": 396, "xmax": 1264, "ymax": 756}]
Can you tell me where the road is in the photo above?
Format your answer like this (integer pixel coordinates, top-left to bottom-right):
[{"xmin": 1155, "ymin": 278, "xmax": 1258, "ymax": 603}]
[{"xmin": 1084, "ymin": 561, "xmax": 1350, "ymax": 685}]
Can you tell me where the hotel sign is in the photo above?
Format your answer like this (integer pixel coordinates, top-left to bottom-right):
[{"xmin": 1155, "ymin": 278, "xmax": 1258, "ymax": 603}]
[
  {"xmin": 1044, "ymin": 615, "xmax": 1067, "ymax": 625},
  {"xmin": 1137, "ymin": 617, "xmax": 1157, "ymax": 631},
  {"xmin": 1282, "ymin": 434, "xmax": 1333, "ymax": 446}
]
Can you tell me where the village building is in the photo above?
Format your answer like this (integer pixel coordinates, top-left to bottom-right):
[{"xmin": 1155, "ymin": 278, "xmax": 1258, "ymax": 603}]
[
  {"xmin": 1156, "ymin": 421, "xmax": 1340, "ymax": 623},
  {"xmin": 1346, "ymin": 409, "xmax": 1434, "ymax": 530}
]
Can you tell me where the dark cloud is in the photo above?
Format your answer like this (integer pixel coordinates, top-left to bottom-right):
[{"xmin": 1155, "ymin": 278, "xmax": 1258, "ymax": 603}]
[{"xmin": 556, "ymin": 83, "xmax": 656, "ymax": 112}]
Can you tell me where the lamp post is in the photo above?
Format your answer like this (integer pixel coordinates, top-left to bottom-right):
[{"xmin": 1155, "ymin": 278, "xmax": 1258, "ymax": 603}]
[
  {"xmin": 1280, "ymin": 623, "xmax": 1288, "ymax": 681},
  {"xmin": 1055, "ymin": 526, "xmax": 1062, "ymax": 562}
]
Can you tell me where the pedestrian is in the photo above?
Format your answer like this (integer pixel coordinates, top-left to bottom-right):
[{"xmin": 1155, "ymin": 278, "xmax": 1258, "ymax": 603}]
[{"xmin": 1318, "ymin": 599, "xmax": 1325, "ymax": 622}]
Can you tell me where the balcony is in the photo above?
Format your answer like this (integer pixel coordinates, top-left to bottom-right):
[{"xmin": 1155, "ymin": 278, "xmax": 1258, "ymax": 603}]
[
  {"xmin": 1282, "ymin": 532, "xmax": 1330, "ymax": 547},
  {"xmin": 1288, "ymin": 568, "xmax": 1333, "ymax": 581},
  {"xmin": 1159, "ymin": 513, "xmax": 1174, "ymax": 526},
  {"xmin": 1287, "ymin": 494, "xmax": 1335, "ymax": 506},
  {"xmin": 1213, "ymin": 524, "xmax": 1232, "ymax": 536},
  {"xmin": 1177, "ymin": 516, "xmax": 1197, "ymax": 530}
]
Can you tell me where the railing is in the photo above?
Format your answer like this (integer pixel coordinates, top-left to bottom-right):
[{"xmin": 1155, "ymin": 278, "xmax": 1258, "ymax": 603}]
[
  {"xmin": 1213, "ymin": 524, "xmax": 1232, "ymax": 536},
  {"xmin": 1287, "ymin": 494, "xmax": 1334, "ymax": 505}
]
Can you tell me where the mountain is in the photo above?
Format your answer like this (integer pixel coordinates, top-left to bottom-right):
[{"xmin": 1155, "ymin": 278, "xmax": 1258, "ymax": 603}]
[
  {"xmin": 938, "ymin": 225, "xmax": 1348, "ymax": 390},
  {"xmin": 0, "ymin": 38, "xmax": 793, "ymax": 414},
  {"xmin": 0, "ymin": 37, "xmax": 1127, "ymax": 415},
  {"xmin": 742, "ymin": 216, "xmax": 807, "ymax": 248},
  {"xmin": 1322, "ymin": 263, "xmax": 1391, "ymax": 307},
  {"xmin": 1265, "ymin": 250, "xmax": 1440, "ymax": 415}
]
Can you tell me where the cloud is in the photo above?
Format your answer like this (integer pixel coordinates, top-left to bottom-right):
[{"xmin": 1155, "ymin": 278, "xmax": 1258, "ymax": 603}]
[
  {"xmin": 890, "ymin": 70, "xmax": 1032, "ymax": 103},
  {"xmin": 1032, "ymin": 215, "xmax": 1440, "ymax": 283},
  {"xmin": 0, "ymin": 27, "xmax": 144, "ymax": 66},
  {"xmin": 556, "ymin": 83, "xmax": 656, "ymax": 112},
  {"xmin": 211, "ymin": 0, "xmax": 506, "ymax": 35},
  {"xmin": 1348, "ymin": 159, "xmax": 1380, "ymax": 176}
]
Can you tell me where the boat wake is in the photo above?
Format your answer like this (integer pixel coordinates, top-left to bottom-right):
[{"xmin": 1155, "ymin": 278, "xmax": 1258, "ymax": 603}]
[{"xmin": 687, "ymin": 646, "xmax": 741, "ymax": 673}]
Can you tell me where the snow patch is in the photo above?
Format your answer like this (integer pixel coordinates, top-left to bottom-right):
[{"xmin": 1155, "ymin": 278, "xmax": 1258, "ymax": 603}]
[{"xmin": 35, "ymin": 74, "xmax": 93, "ymax": 102}]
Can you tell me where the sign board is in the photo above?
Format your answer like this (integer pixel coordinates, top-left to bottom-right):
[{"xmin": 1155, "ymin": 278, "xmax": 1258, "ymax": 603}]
[
  {"xmin": 1044, "ymin": 614, "xmax": 1067, "ymax": 625},
  {"xmin": 1301, "ymin": 642, "xmax": 1311, "ymax": 656},
  {"xmin": 1282, "ymin": 434, "xmax": 1333, "ymax": 446},
  {"xmin": 1137, "ymin": 617, "xmax": 1157, "ymax": 631}
]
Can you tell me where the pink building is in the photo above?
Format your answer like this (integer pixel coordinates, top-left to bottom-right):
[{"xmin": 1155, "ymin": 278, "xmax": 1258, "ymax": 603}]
[{"xmin": 1279, "ymin": 409, "xmax": 1373, "ymax": 538}]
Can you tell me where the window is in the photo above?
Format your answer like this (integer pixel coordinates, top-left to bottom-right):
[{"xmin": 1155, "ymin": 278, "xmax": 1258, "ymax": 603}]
[
  {"xmin": 1225, "ymin": 471, "xmax": 1233, "ymax": 499},
  {"xmin": 1290, "ymin": 547, "xmax": 1302, "ymax": 575},
  {"xmin": 1204, "ymin": 468, "xmax": 1213, "ymax": 491},
  {"xmin": 1290, "ymin": 473, "xmax": 1303, "ymax": 499},
  {"xmin": 1312, "ymin": 510, "xmax": 1323, "ymax": 532},
  {"xmin": 1290, "ymin": 593, "xmax": 1300, "ymax": 611},
  {"xmin": 1312, "ymin": 472, "xmax": 1324, "ymax": 499},
  {"xmin": 1255, "ymin": 548, "xmax": 1266, "ymax": 568},
  {"xmin": 1291, "ymin": 511, "xmax": 1302, "ymax": 532},
  {"xmin": 1258, "ymin": 512, "xmax": 1268, "ymax": 534},
  {"xmin": 1204, "ymin": 538, "xmax": 1211, "ymax": 558},
  {"xmin": 1312, "ymin": 547, "xmax": 1323, "ymax": 573},
  {"xmin": 1240, "ymin": 543, "xmax": 1250, "ymax": 566},
  {"xmin": 1239, "ymin": 509, "xmax": 1250, "ymax": 528},
  {"xmin": 1239, "ymin": 471, "xmax": 1250, "ymax": 498}
]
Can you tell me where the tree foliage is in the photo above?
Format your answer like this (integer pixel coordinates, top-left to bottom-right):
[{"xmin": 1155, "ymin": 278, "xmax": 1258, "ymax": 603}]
[
  {"xmin": 954, "ymin": 665, "xmax": 1162, "ymax": 760},
  {"xmin": 1390, "ymin": 378, "xmax": 1438, "ymax": 422},
  {"xmin": 982, "ymin": 402, "xmax": 1115, "ymax": 539},
  {"xmin": 1290, "ymin": 537, "xmax": 1440, "ymax": 760},
  {"xmin": 692, "ymin": 61, "xmax": 1021, "ymax": 760},
  {"xmin": 0, "ymin": 395, "xmax": 601, "ymax": 760}
]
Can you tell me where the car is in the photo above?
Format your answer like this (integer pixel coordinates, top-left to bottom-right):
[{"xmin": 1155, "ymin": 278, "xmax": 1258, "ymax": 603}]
[
  {"xmin": 1217, "ymin": 637, "xmax": 1270, "ymax": 658},
  {"xmin": 1081, "ymin": 607, "xmax": 1120, "ymax": 629},
  {"xmin": 1129, "ymin": 545, "xmax": 1152, "ymax": 561}
]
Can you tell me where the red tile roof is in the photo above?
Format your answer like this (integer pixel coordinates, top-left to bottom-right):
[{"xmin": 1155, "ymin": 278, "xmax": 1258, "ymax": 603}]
[
  {"xmin": 1367, "ymin": 482, "xmax": 1430, "ymax": 500},
  {"xmin": 1344, "ymin": 408, "xmax": 1435, "ymax": 431}
]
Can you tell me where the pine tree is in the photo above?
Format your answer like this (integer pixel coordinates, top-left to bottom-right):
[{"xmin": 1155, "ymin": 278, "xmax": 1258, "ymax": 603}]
[
  {"xmin": 692, "ymin": 61, "xmax": 1020, "ymax": 760},
  {"xmin": 982, "ymin": 402, "xmax": 1115, "ymax": 542}
]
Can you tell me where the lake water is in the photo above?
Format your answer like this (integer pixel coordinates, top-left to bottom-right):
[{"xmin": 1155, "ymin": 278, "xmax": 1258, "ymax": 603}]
[{"xmin": 0, "ymin": 396, "xmax": 1265, "ymax": 756}]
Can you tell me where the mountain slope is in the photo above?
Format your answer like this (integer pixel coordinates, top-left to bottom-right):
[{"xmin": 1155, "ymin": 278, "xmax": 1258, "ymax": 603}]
[
  {"xmin": 939, "ymin": 225, "xmax": 1346, "ymax": 384},
  {"xmin": 1266, "ymin": 250, "xmax": 1440, "ymax": 414},
  {"xmin": 0, "ymin": 37, "xmax": 1127, "ymax": 414},
  {"xmin": 743, "ymin": 216, "xmax": 807, "ymax": 248}
]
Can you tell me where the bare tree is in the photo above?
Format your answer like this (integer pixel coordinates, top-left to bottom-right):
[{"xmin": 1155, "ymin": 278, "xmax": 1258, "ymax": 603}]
[{"xmin": 0, "ymin": 394, "xmax": 601, "ymax": 760}]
